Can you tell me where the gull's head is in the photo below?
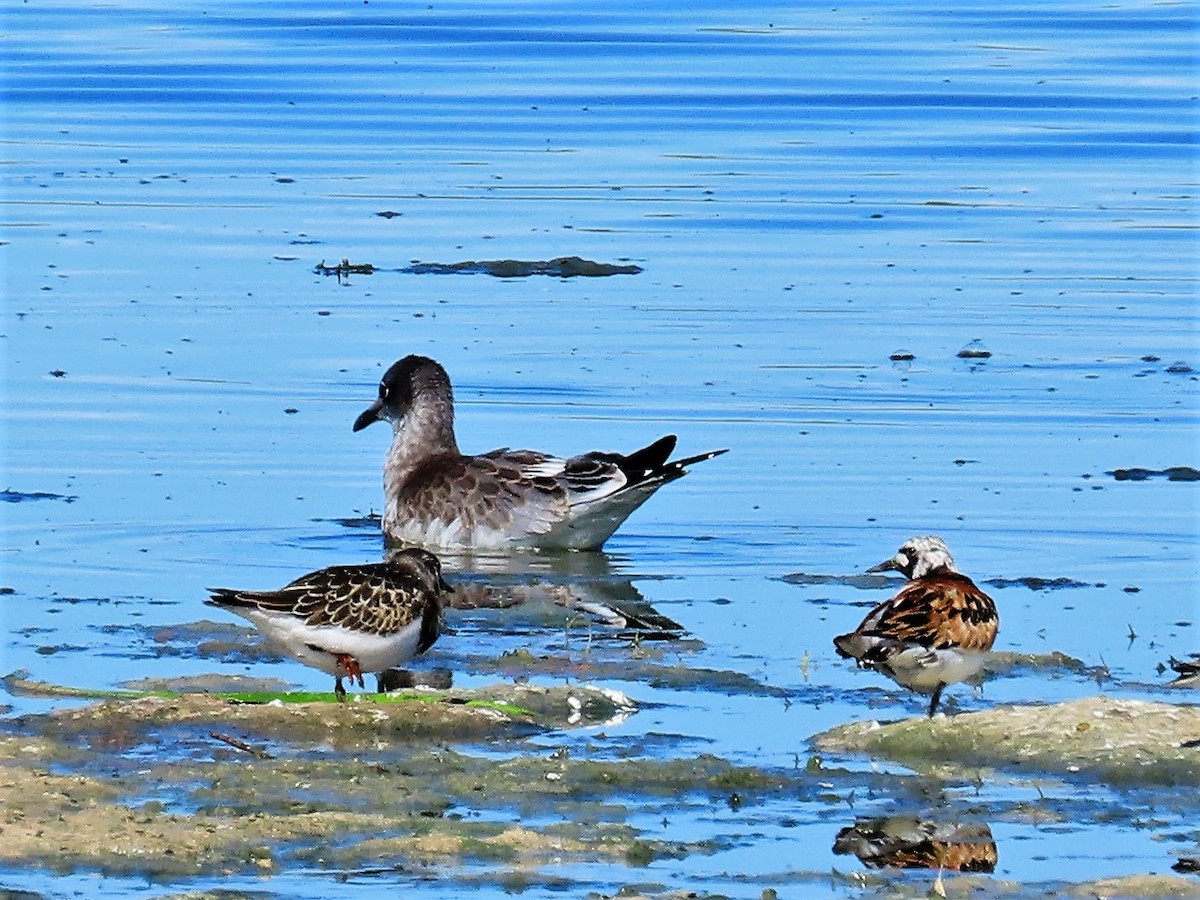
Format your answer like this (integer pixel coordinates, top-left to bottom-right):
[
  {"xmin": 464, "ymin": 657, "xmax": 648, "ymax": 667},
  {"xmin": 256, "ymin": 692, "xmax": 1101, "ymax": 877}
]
[
  {"xmin": 867, "ymin": 535, "xmax": 957, "ymax": 580},
  {"xmin": 353, "ymin": 355, "xmax": 453, "ymax": 433}
]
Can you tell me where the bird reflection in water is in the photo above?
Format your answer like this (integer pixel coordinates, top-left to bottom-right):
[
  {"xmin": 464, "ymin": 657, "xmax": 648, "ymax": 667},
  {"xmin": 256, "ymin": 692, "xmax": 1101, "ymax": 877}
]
[
  {"xmin": 376, "ymin": 547, "xmax": 685, "ymax": 693},
  {"xmin": 833, "ymin": 816, "xmax": 998, "ymax": 872}
]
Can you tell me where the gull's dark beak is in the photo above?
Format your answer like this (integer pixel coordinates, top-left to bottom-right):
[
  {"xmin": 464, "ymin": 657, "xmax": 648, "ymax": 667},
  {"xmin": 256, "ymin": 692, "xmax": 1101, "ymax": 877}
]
[
  {"xmin": 353, "ymin": 399, "xmax": 383, "ymax": 432},
  {"xmin": 439, "ymin": 576, "xmax": 455, "ymax": 594},
  {"xmin": 866, "ymin": 556, "xmax": 901, "ymax": 574}
]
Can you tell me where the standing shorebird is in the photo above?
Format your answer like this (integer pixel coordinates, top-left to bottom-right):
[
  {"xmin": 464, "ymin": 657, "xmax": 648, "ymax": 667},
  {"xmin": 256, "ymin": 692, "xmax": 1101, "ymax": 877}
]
[
  {"xmin": 352, "ymin": 355, "xmax": 727, "ymax": 551},
  {"xmin": 834, "ymin": 536, "xmax": 999, "ymax": 717},
  {"xmin": 207, "ymin": 548, "xmax": 451, "ymax": 700}
]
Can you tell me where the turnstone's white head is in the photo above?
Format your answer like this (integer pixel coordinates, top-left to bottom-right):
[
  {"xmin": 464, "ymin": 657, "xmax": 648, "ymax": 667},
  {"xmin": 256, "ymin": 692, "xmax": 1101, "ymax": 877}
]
[
  {"xmin": 351, "ymin": 354, "xmax": 728, "ymax": 552},
  {"xmin": 867, "ymin": 535, "xmax": 957, "ymax": 580}
]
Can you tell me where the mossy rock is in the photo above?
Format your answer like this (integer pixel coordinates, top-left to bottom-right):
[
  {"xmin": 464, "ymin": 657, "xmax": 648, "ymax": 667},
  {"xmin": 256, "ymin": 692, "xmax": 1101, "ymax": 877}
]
[{"xmin": 813, "ymin": 696, "xmax": 1200, "ymax": 786}]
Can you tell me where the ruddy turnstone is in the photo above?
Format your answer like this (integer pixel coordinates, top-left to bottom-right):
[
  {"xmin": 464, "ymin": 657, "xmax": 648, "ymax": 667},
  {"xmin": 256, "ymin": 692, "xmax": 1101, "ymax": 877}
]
[
  {"xmin": 833, "ymin": 817, "xmax": 998, "ymax": 872},
  {"xmin": 352, "ymin": 355, "xmax": 727, "ymax": 551},
  {"xmin": 833, "ymin": 536, "xmax": 998, "ymax": 717},
  {"xmin": 206, "ymin": 548, "xmax": 451, "ymax": 701}
]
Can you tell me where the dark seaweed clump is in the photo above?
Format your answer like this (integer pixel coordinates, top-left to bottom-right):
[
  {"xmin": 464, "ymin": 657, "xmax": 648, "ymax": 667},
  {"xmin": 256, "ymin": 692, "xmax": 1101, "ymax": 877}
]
[{"xmin": 1108, "ymin": 467, "xmax": 1200, "ymax": 482}]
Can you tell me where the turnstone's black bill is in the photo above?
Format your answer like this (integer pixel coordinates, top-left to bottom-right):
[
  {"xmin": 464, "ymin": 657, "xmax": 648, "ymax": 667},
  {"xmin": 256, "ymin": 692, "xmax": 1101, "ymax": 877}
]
[
  {"xmin": 206, "ymin": 548, "xmax": 450, "ymax": 701},
  {"xmin": 352, "ymin": 355, "xmax": 727, "ymax": 551},
  {"xmin": 833, "ymin": 536, "xmax": 999, "ymax": 717},
  {"xmin": 833, "ymin": 817, "xmax": 998, "ymax": 872}
]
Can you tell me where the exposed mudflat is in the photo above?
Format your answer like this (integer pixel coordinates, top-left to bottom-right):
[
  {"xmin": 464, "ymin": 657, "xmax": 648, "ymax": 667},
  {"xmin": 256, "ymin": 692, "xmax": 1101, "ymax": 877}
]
[
  {"xmin": 0, "ymin": 683, "xmax": 780, "ymax": 879},
  {"xmin": 2, "ymin": 688, "xmax": 1198, "ymax": 887}
]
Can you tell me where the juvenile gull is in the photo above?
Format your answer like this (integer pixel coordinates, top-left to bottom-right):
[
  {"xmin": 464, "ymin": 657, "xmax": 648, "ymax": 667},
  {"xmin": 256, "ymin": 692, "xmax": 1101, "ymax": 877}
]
[
  {"xmin": 352, "ymin": 355, "xmax": 727, "ymax": 551},
  {"xmin": 207, "ymin": 548, "xmax": 450, "ymax": 700},
  {"xmin": 834, "ymin": 536, "xmax": 999, "ymax": 717}
]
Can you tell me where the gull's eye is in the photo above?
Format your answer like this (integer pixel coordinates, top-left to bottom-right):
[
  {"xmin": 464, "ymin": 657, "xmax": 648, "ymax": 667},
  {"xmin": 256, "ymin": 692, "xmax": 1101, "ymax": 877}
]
[{"xmin": 379, "ymin": 382, "xmax": 389, "ymax": 400}]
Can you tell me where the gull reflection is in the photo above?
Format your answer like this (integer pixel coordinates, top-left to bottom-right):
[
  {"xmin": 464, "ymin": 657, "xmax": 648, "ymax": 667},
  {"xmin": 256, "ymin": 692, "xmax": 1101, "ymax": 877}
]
[{"xmin": 389, "ymin": 548, "xmax": 685, "ymax": 637}]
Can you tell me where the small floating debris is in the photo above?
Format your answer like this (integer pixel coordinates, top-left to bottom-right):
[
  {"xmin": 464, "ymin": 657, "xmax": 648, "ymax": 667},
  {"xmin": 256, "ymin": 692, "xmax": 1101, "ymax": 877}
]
[
  {"xmin": 314, "ymin": 258, "xmax": 375, "ymax": 281},
  {"xmin": 376, "ymin": 210, "xmax": 402, "ymax": 219},
  {"xmin": 1, "ymin": 489, "xmax": 78, "ymax": 504},
  {"xmin": 889, "ymin": 349, "xmax": 915, "ymax": 362},
  {"xmin": 983, "ymin": 576, "xmax": 1092, "ymax": 591},
  {"xmin": 1107, "ymin": 466, "xmax": 1200, "ymax": 482},
  {"xmin": 956, "ymin": 339, "xmax": 992, "ymax": 359},
  {"xmin": 1165, "ymin": 361, "xmax": 1194, "ymax": 374},
  {"xmin": 404, "ymin": 255, "xmax": 642, "ymax": 278}
]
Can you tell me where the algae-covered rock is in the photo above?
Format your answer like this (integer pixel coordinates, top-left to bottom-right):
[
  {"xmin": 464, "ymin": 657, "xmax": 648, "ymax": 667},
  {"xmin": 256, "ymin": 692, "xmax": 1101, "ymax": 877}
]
[
  {"xmin": 8, "ymin": 676, "xmax": 637, "ymax": 749},
  {"xmin": 813, "ymin": 696, "xmax": 1200, "ymax": 785},
  {"xmin": 1067, "ymin": 874, "xmax": 1200, "ymax": 896}
]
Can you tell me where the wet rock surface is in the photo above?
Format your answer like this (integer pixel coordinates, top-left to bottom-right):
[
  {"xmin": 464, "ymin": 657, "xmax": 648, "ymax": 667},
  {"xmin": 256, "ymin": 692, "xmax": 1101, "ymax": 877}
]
[{"xmin": 813, "ymin": 696, "xmax": 1200, "ymax": 785}]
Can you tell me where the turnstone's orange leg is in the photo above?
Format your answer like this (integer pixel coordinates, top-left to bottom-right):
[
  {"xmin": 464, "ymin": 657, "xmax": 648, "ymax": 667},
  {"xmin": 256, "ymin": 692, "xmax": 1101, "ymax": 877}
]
[
  {"xmin": 337, "ymin": 653, "xmax": 365, "ymax": 689},
  {"xmin": 334, "ymin": 676, "xmax": 347, "ymax": 702}
]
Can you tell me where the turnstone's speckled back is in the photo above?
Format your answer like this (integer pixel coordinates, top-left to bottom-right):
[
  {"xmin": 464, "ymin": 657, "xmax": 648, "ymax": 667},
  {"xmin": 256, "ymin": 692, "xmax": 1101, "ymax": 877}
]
[
  {"xmin": 353, "ymin": 355, "xmax": 727, "ymax": 551},
  {"xmin": 207, "ymin": 548, "xmax": 451, "ymax": 700},
  {"xmin": 834, "ymin": 536, "xmax": 999, "ymax": 717}
]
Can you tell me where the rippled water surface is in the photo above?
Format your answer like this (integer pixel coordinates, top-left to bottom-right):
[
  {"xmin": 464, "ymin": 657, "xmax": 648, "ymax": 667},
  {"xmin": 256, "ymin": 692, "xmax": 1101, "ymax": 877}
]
[{"xmin": 3, "ymin": 0, "xmax": 1198, "ymax": 896}]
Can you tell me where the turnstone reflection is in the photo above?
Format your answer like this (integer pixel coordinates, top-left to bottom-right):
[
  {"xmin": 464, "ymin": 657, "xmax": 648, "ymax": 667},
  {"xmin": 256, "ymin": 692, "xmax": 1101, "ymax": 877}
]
[
  {"xmin": 353, "ymin": 355, "xmax": 727, "ymax": 551},
  {"xmin": 833, "ymin": 817, "xmax": 998, "ymax": 872},
  {"xmin": 1168, "ymin": 654, "xmax": 1200, "ymax": 688},
  {"xmin": 834, "ymin": 536, "xmax": 999, "ymax": 717},
  {"xmin": 207, "ymin": 548, "xmax": 450, "ymax": 700}
]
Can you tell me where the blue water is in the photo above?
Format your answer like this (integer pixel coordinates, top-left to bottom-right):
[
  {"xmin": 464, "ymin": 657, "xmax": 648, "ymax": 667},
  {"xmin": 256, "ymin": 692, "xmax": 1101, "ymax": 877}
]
[{"xmin": 3, "ymin": 0, "xmax": 1197, "ymax": 896}]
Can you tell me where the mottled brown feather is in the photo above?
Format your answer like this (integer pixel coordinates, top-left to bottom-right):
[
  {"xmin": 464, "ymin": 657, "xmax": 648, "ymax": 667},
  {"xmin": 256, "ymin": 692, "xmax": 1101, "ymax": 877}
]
[
  {"xmin": 215, "ymin": 563, "xmax": 442, "ymax": 638},
  {"xmin": 398, "ymin": 453, "xmax": 567, "ymax": 533},
  {"xmin": 854, "ymin": 571, "xmax": 998, "ymax": 652}
]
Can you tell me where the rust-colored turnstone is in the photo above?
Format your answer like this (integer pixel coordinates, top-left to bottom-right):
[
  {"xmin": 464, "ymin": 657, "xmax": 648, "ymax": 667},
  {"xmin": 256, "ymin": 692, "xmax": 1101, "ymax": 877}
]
[
  {"xmin": 834, "ymin": 536, "xmax": 999, "ymax": 717},
  {"xmin": 207, "ymin": 548, "xmax": 450, "ymax": 700},
  {"xmin": 352, "ymin": 355, "xmax": 727, "ymax": 551}
]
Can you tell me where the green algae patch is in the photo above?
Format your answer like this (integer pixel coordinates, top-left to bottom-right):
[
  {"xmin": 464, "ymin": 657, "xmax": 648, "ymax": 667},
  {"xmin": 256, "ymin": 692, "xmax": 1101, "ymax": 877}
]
[
  {"xmin": 16, "ymin": 682, "xmax": 636, "ymax": 751},
  {"xmin": 7, "ymin": 672, "xmax": 638, "ymax": 744},
  {"xmin": 813, "ymin": 696, "xmax": 1200, "ymax": 786}
]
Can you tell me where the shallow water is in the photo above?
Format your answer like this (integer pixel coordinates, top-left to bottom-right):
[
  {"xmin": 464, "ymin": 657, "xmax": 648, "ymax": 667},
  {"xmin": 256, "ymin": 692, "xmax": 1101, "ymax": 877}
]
[{"xmin": 3, "ymin": 0, "xmax": 1198, "ymax": 896}]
